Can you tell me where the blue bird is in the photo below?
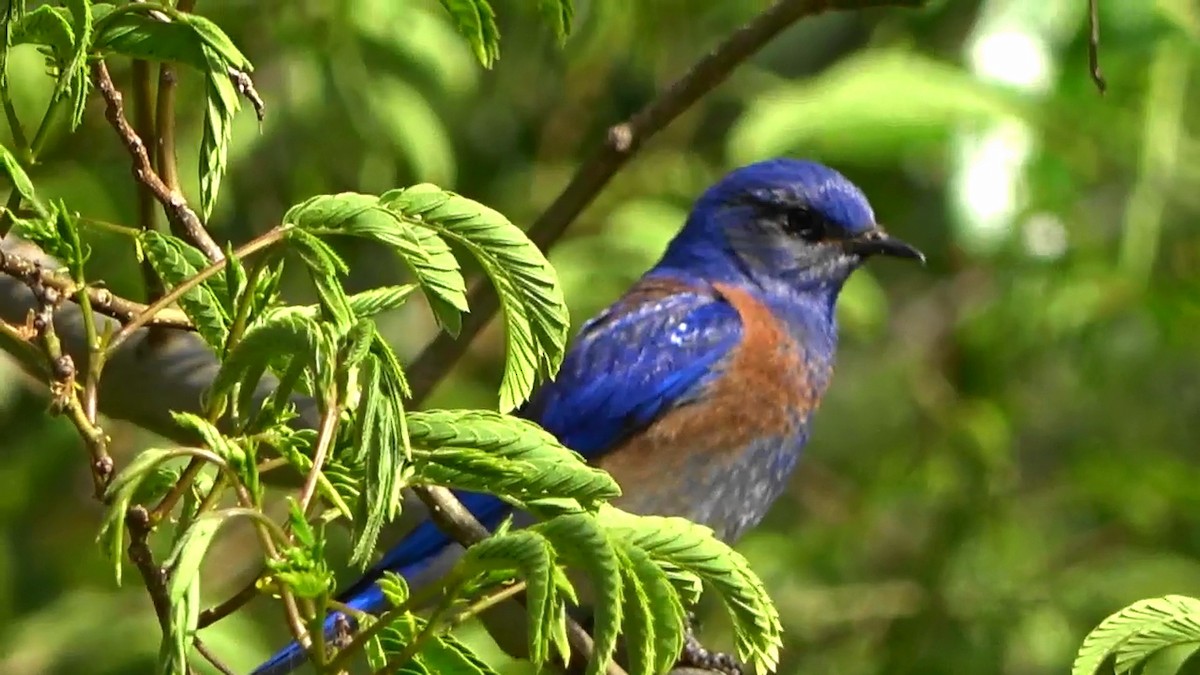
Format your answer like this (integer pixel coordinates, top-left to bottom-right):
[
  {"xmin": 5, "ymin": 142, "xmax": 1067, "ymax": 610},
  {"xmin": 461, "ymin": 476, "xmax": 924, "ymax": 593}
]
[{"xmin": 252, "ymin": 158, "xmax": 923, "ymax": 674}]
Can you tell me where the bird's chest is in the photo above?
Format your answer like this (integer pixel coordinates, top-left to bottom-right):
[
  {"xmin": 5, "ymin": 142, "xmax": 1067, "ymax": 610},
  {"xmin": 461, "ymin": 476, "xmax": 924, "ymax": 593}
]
[{"xmin": 599, "ymin": 338, "xmax": 831, "ymax": 542}]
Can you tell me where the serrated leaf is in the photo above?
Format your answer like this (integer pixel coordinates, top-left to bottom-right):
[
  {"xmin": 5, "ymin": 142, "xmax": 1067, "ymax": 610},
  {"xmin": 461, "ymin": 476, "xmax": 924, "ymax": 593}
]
[
  {"xmin": 285, "ymin": 193, "xmax": 468, "ymax": 334},
  {"xmin": 615, "ymin": 541, "xmax": 686, "ymax": 675},
  {"xmin": 178, "ymin": 12, "xmax": 252, "ymax": 70},
  {"xmin": 1074, "ymin": 595, "xmax": 1200, "ymax": 675},
  {"xmin": 601, "ymin": 508, "xmax": 783, "ymax": 673},
  {"xmin": 537, "ymin": 0, "xmax": 574, "ymax": 43},
  {"xmin": 406, "ymin": 410, "xmax": 619, "ymax": 505},
  {"xmin": 535, "ymin": 514, "xmax": 622, "ymax": 675},
  {"xmin": 349, "ymin": 339, "xmax": 412, "ymax": 566},
  {"xmin": 141, "ymin": 231, "xmax": 231, "ymax": 349},
  {"xmin": 286, "ymin": 227, "xmax": 354, "ymax": 333},
  {"xmin": 437, "ymin": 0, "xmax": 500, "ymax": 67},
  {"xmin": 459, "ymin": 531, "xmax": 558, "ymax": 666},
  {"xmin": 211, "ymin": 311, "xmax": 326, "ymax": 417},
  {"xmin": 382, "ymin": 184, "xmax": 569, "ymax": 411},
  {"xmin": 171, "ymin": 411, "xmax": 243, "ymax": 464},
  {"xmin": 52, "ymin": 0, "xmax": 91, "ymax": 129},
  {"xmin": 10, "ymin": 6, "xmax": 75, "ymax": 61},
  {"xmin": 199, "ymin": 44, "xmax": 240, "ymax": 220},
  {"xmin": 92, "ymin": 10, "xmax": 207, "ymax": 69}
]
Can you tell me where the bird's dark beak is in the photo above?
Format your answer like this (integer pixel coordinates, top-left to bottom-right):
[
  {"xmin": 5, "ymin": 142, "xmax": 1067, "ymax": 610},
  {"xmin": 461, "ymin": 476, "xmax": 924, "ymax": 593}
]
[{"xmin": 844, "ymin": 228, "xmax": 925, "ymax": 264}]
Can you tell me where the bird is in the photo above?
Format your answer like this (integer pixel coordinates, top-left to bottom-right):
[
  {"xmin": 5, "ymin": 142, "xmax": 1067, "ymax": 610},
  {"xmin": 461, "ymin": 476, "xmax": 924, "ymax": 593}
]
[{"xmin": 252, "ymin": 158, "xmax": 924, "ymax": 674}]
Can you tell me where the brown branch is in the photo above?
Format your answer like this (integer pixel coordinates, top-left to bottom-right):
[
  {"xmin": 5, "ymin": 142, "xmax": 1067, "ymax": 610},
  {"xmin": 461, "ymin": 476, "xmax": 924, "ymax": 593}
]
[
  {"xmin": 0, "ymin": 247, "xmax": 194, "ymax": 330},
  {"xmin": 298, "ymin": 392, "xmax": 340, "ymax": 516},
  {"xmin": 91, "ymin": 61, "xmax": 225, "ymax": 263},
  {"xmin": 1087, "ymin": 0, "xmax": 1106, "ymax": 94},
  {"xmin": 405, "ymin": 0, "xmax": 926, "ymax": 405},
  {"xmin": 195, "ymin": 638, "xmax": 236, "ymax": 675}
]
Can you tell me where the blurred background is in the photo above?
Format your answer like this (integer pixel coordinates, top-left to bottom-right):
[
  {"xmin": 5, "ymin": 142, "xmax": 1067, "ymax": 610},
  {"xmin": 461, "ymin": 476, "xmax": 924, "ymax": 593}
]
[{"xmin": 2, "ymin": 0, "xmax": 1199, "ymax": 673}]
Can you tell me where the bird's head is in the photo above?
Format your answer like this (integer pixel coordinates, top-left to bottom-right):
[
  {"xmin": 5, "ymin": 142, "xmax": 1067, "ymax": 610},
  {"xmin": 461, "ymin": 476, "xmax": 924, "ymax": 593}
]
[{"xmin": 659, "ymin": 158, "xmax": 923, "ymax": 296}]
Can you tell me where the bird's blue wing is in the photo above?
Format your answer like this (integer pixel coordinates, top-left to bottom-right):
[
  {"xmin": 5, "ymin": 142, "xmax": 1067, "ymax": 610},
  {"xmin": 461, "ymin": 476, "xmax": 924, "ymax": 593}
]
[{"xmin": 521, "ymin": 279, "xmax": 743, "ymax": 456}]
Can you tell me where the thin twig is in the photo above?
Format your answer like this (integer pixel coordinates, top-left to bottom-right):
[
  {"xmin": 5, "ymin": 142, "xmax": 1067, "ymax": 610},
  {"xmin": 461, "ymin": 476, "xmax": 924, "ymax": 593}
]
[
  {"xmin": 404, "ymin": 0, "xmax": 925, "ymax": 405},
  {"xmin": 195, "ymin": 638, "xmax": 236, "ymax": 675},
  {"xmin": 298, "ymin": 392, "xmax": 340, "ymax": 516},
  {"xmin": 106, "ymin": 226, "xmax": 286, "ymax": 355},
  {"xmin": 199, "ymin": 572, "xmax": 263, "ymax": 628},
  {"xmin": 90, "ymin": 61, "xmax": 225, "ymax": 263},
  {"xmin": 130, "ymin": 53, "xmax": 168, "ymax": 305},
  {"xmin": 1087, "ymin": 0, "xmax": 1106, "ymax": 94},
  {"xmin": 0, "ymin": 247, "xmax": 193, "ymax": 330}
]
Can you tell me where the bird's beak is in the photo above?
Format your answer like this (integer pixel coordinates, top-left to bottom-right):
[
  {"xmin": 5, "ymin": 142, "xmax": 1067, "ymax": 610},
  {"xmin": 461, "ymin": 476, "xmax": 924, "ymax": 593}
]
[{"xmin": 844, "ymin": 227, "xmax": 925, "ymax": 264}]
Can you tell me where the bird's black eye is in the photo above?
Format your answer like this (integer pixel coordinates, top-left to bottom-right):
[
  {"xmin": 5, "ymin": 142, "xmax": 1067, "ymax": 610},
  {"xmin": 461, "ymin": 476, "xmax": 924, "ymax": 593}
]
[{"xmin": 782, "ymin": 209, "xmax": 825, "ymax": 242}]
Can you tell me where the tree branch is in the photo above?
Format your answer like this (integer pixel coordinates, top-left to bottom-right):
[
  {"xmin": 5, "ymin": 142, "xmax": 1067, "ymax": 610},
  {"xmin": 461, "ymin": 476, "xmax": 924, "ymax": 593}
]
[
  {"xmin": 0, "ymin": 247, "xmax": 193, "ymax": 330},
  {"xmin": 91, "ymin": 61, "xmax": 225, "ymax": 263},
  {"xmin": 405, "ymin": 0, "xmax": 925, "ymax": 404}
]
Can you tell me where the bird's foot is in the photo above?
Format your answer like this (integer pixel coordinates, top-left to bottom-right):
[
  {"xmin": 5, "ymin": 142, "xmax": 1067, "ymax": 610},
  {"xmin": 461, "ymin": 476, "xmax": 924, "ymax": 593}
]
[{"xmin": 677, "ymin": 612, "xmax": 745, "ymax": 675}]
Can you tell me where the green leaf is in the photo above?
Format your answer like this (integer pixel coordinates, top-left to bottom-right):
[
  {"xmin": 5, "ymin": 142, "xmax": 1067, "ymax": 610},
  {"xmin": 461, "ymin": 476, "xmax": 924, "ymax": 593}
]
[
  {"xmin": 51, "ymin": 0, "xmax": 91, "ymax": 130},
  {"xmin": 284, "ymin": 193, "xmax": 468, "ymax": 334},
  {"xmin": 0, "ymin": 143, "xmax": 34, "ymax": 202},
  {"xmin": 348, "ymin": 337, "xmax": 412, "ymax": 566},
  {"xmin": 9, "ymin": 6, "xmax": 75, "ymax": 61},
  {"xmin": 211, "ymin": 310, "xmax": 327, "ymax": 420},
  {"xmin": 161, "ymin": 511, "xmax": 230, "ymax": 674},
  {"xmin": 458, "ymin": 531, "xmax": 559, "ymax": 666},
  {"xmin": 437, "ymin": 0, "xmax": 500, "ymax": 68},
  {"xmin": 171, "ymin": 411, "xmax": 243, "ymax": 464},
  {"xmin": 1074, "ymin": 595, "xmax": 1200, "ymax": 675},
  {"xmin": 98, "ymin": 448, "xmax": 196, "ymax": 585},
  {"xmin": 614, "ymin": 540, "xmax": 686, "ymax": 675},
  {"xmin": 601, "ymin": 508, "xmax": 784, "ymax": 673},
  {"xmin": 537, "ymin": 0, "xmax": 575, "ymax": 43},
  {"xmin": 198, "ymin": 43, "xmax": 240, "ymax": 221},
  {"xmin": 286, "ymin": 227, "xmax": 354, "ymax": 333},
  {"xmin": 536, "ymin": 514, "xmax": 623, "ymax": 675},
  {"xmin": 406, "ymin": 410, "xmax": 619, "ymax": 505},
  {"xmin": 382, "ymin": 184, "xmax": 569, "ymax": 411},
  {"xmin": 92, "ymin": 11, "xmax": 207, "ymax": 68},
  {"xmin": 141, "ymin": 231, "xmax": 231, "ymax": 349}
]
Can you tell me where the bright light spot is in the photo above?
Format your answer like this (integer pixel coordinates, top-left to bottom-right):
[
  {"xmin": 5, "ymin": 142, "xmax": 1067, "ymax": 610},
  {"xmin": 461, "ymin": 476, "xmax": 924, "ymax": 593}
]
[
  {"xmin": 951, "ymin": 119, "xmax": 1034, "ymax": 250},
  {"xmin": 968, "ymin": 28, "xmax": 1054, "ymax": 93},
  {"xmin": 1022, "ymin": 213, "xmax": 1069, "ymax": 260}
]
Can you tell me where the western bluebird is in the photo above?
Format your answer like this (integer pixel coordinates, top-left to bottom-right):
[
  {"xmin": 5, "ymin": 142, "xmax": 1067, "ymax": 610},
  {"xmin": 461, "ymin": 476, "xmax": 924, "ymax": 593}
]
[{"xmin": 252, "ymin": 158, "xmax": 923, "ymax": 674}]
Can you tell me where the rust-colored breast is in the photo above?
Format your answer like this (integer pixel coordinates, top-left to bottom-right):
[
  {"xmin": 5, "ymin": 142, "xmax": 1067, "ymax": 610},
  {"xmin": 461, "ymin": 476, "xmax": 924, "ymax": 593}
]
[{"xmin": 597, "ymin": 282, "xmax": 821, "ymax": 497}]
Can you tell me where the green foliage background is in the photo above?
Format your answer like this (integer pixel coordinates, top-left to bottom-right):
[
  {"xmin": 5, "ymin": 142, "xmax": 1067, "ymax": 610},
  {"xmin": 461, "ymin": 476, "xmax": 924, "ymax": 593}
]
[{"xmin": 1, "ymin": 0, "xmax": 1199, "ymax": 673}]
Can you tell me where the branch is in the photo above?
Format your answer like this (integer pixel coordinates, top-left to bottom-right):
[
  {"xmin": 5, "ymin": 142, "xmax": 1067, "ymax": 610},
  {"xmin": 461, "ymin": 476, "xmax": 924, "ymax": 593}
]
[
  {"xmin": 91, "ymin": 61, "xmax": 225, "ymax": 263},
  {"xmin": 405, "ymin": 0, "xmax": 925, "ymax": 404},
  {"xmin": 0, "ymin": 247, "xmax": 193, "ymax": 330},
  {"xmin": 1087, "ymin": 0, "xmax": 1106, "ymax": 94}
]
